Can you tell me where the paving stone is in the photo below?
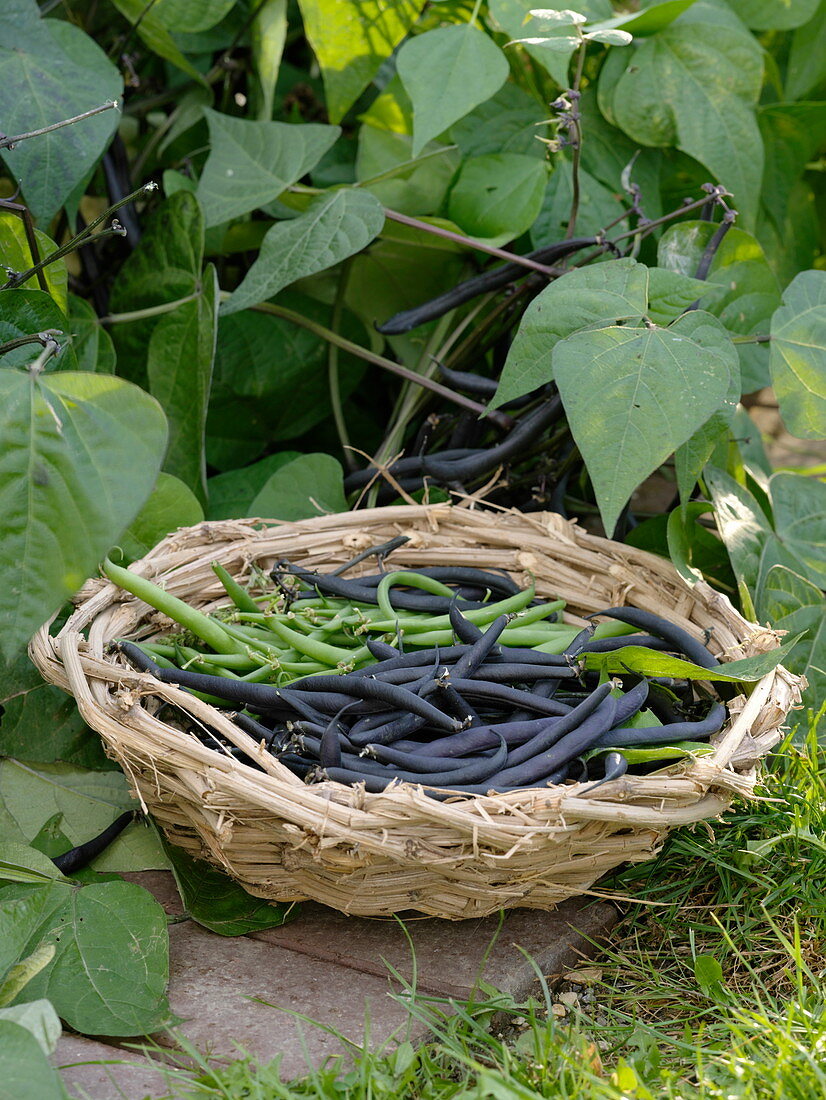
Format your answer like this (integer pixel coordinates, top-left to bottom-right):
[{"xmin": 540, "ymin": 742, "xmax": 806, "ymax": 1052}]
[
  {"xmin": 54, "ymin": 871, "xmax": 618, "ymax": 1099},
  {"xmin": 253, "ymin": 896, "xmax": 618, "ymax": 1000},
  {"xmin": 158, "ymin": 920, "xmax": 424, "ymax": 1074},
  {"xmin": 53, "ymin": 1033, "xmax": 172, "ymax": 1100}
]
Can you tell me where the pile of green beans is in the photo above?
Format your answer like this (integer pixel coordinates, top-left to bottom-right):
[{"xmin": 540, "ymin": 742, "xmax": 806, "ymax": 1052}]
[{"xmin": 105, "ymin": 557, "xmax": 725, "ymax": 799}]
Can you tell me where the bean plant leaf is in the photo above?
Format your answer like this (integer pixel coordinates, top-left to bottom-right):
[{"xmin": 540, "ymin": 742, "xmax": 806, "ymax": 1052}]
[
  {"xmin": 208, "ymin": 293, "xmax": 366, "ymax": 467},
  {"xmin": 491, "ymin": 257, "xmax": 649, "ymax": 408},
  {"xmin": 447, "ymin": 154, "xmax": 547, "ymax": 242},
  {"xmin": 0, "ymin": 760, "xmax": 170, "ymax": 874},
  {"xmin": 769, "ymin": 472, "xmax": 826, "ymax": 589},
  {"xmin": 197, "ymin": 110, "xmax": 341, "ymax": 226},
  {"xmin": 0, "ymin": 291, "xmax": 76, "ymax": 372},
  {"xmin": 704, "ymin": 466, "xmax": 778, "ymax": 597},
  {"xmin": 222, "ymin": 189, "xmax": 385, "ymax": 315},
  {"xmin": 0, "ymin": 845, "xmax": 64, "ymax": 888},
  {"xmin": 0, "ymin": 11, "xmax": 122, "ymax": 225},
  {"xmin": 397, "ymin": 24, "xmax": 510, "ymax": 157},
  {"xmin": 251, "ymin": 0, "xmax": 288, "ymax": 121},
  {"xmin": 658, "ymin": 221, "xmax": 781, "ymax": 393},
  {"xmin": 147, "ymin": 265, "xmax": 218, "ymax": 503},
  {"xmin": 356, "ymin": 125, "xmax": 459, "ymax": 216},
  {"xmin": 0, "ymin": 370, "xmax": 167, "ymax": 660},
  {"xmin": 723, "ymin": 0, "xmax": 819, "ymax": 30},
  {"xmin": 0, "ymin": 880, "xmax": 171, "ymax": 1036},
  {"xmin": 110, "ymin": 0, "xmax": 205, "ymax": 82},
  {"xmin": 206, "ymin": 453, "xmax": 301, "ymax": 519},
  {"xmin": 0, "ymin": 215, "xmax": 68, "ymax": 311},
  {"xmin": 163, "ymin": 842, "xmax": 298, "ymax": 936},
  {"xmin": 756, "ymin": 562, "xmax": 825, "ymax": 713},
  {"xmin": 488, "ymin": 0, "xmax": 612, "ymax": 87},
  {"xmin": 646, "ymin": 268, "xmax": 708, "ymax": 325},
  {"xmin": 0, "ymin": 943, "xmax": 56, "ymax": 1006},
  {"xmin": 151, "ymin": 0, "xmax": 236, "ymax": 32},
  {"xmin": 0, "ymin": 1000, "xmax": 61, "ymax": 1056},
  {"xmin": 0, "ymin": 637, "xmax": 111, "ymax": 772},
  {"xmin": 597, "ymin": 2, "xmax": 764, "ymax": 227},
  {"xmin": 450, "ymin": 82, "xmax": 548, "ymax": 158},
  {"xmin": 249, "ymin": 454, "xmax": 347, "ymax": 521},
  {"xmin": 584, "ymin": 638, "xmax": 798, "ymax": 681},
  {"xmin": 118, "ymin": 473, "xmax": 204, "ymax": 561},
  {"xmin": 531, "ymin": 160, "xmax": 629, "ymax": 246},
  {"xmin": 785, "ymin": 0, "xmax": 826, "ymax": 100},
  {"xmin": 298, "ymin": 0, "xmax": 426, "ymax": 123},
  {"xmin": 769, "ymin": 269, "xmax": 826, "ymax": 439},
  {"xmin": 554, "ymin": 310, "xmax": 737, "ymax": 536},
  {"xmin": 65, "ymin": 296, "xmax": 115, "ymax": 374},
  {"xmin": 0, "ymin": 1020, "xmax": 66, "ymax": 1100},
  {"xmin": 759, "ymin": 105, "xmax": 826, "ymax": 236}
]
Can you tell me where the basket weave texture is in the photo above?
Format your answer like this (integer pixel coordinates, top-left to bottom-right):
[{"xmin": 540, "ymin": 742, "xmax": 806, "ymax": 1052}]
[{"xmin": 31, "ymin": 505, "xmax": 802, "ymax": 919}]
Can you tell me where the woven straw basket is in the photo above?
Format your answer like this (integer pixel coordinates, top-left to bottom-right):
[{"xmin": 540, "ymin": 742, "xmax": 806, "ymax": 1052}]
[{"xmin": 31, "ymin": 504, "xmax": 802, "ymax": 919}]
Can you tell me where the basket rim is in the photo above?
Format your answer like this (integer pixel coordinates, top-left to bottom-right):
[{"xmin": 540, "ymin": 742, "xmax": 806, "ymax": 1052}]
[{"xmin": 31, "ymin": 504, "xmax": 804, "ymax": 830}]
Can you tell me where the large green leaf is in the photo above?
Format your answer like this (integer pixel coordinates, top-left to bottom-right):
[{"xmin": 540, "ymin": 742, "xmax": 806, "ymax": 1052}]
[
  {"xmin": 0, "ymin": 215, "xmax": 67, "ymax": 311},
  {"xmin": 756, "ymin": 561, "xmax": 824, "ymax": 714},
  {"xmin": 758, "ymin": 104, "xmax": 826, "ymax": 236},
  {"xmin": 206, "ymin": 453, "xmax": 301, "ymax": 519},
  {"xmin": 118, "ymin": 473, "xmax": 204, "ymax": 561},
  {"xmin": 0, "ymin": 1000, "xmax": 61, "ymax": 1055},
  {"xmin": 447, "ymin": 154, "xmax": 547, "ymax": 243},
  {"xmin": 490, "ymin": 258, "xmax": 649, "ymax": 408},
  {"xmin": 673, "ymin": 358, "xmax": 740, "ymax": 507},
  {"xmin": 108, "ymin": 191, "xmax": 204, "ymax": 389},
  {"xmin": 0, "ymin": 880, "xmax": 171, "ymax": 1036},
  {"xmin": 0, "ymin": 291, "xmax": 76, "ymax": 372},
  {"xmin": 298, "ymin": 0, "xmax": 426, "ymax": 123},
  {"xmin": 554, "ymin": 311, "xmax": 737, "ymax": 535},
  {"xmin": 110, "ymin": 0, "xmax": 205, "ymax": 82},
  {"xmin": 597, "ymin": 2, "xmax": 763, "ymax": 227},
  {"xmin": 769, "ymin": 472, "xmax": 826, "ymax": 589},
  {"xmin": 249, "ymin": 454, "xmax": 347, "ymax": 520},
  {"xmin": 221, "ymin": 189, "xmax": 385, "ymax": 315},
  {"xmin": 658, "ymin": 221, "xmax": 781, "ymax": 393},
  {"xmin": 0, "ymin": 10, "xmax": 122, "ymax": 226},
  {"xmin": 108, "ymin": 192, "xmax": 203, "ymax": 314},
  {"xmin": 152, "ymin": 0, "xmax": 236, "ymax": 31},
  {"xmin": 251, "ymin": 0, "xmax": 288, "ymax": 121},
  {"xmin": 355, "ymin": 125, "xmax": 459, "ymax": 216},
  {"xmin": 786, "ymin": 0, "xmax": 826, "ymax": 100},
  {"xmin": 197, "ymin": 110, "xmax": 340, "ymax": 226},
  {"xmin": 531, "ymin": 160, "xmax": 629, "ymax": 246},
  {"xmin": 65, "ymin": 295, "xmax": 115, "ymax": 375},
  {"xmin": 0, "ymin": 370, "xmax": 167, "ymax": 659},
  {"xmin": 208, "ymin": 292, "xmax": 366, "ymax": 467},
  {"xmin": 450, "ymin": 82, "xmax": 548, "ymax": 158},
  {"xmin": 0, "ymin": 646, "xmax": 109, "ymax": 771},
  {"xmin": 770, "ymin": 269, "xmax": 826, "ymax": 439},
  {"xmin": 163, "ymin": 842, "xmax": 297, "ymax": 936},
  {"xmin": 488, "ymin": 0, "xmax": 613, "ymax": 88},
  {"xmin": 704, "ymin": 466, "xmax": 777, "ymax": 597},
  {"xmin": 0, "ymin": 1020, "xmax": 67, "ymax": 1100},
  {"xmin": 724, "ymin": 0, "xmax": 819, "ymax": 30},
  {"xmin": 0, "ymin": 761, "xmax": 169, "ymax": 873},
  {"xmin": 147, "ymin": 265, "xmax": 217, "ymax": 503},
  {"xmin": 397, "ymin": 23, "xmax": 509, "ymax": 157}
]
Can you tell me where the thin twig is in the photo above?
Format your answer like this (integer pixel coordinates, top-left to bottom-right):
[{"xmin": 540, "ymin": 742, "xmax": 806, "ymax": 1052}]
[
  {"xmin": 99, "ymin": 290, "xmax": 201, "ymax": 325},
  {"xmin": 1, "ymin": 183, "xmax": 156, "ymax": 291},
  {"xmin": 564, "ymin": 46, "xmax": 586, "ymax": 241},
  {"xmin": 328, "ymin": 258, "xmax": 356, "ymax": 472},
  {"xmin": 383, "ymin": 210, "xmax": 558, "ymax": 276},
  {"xmin": 0, "ymin": 330, "xmax": 63, "ymax": 357},
  {"xmin": 0, "ymin": 101, "xmax": 118, "ymax": 150},
  {"xmin": 0, "ymin": 198, "xmax": 48, "ymax": 292}
]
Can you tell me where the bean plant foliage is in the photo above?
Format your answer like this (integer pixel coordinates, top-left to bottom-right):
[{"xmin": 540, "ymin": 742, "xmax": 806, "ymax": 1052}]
[{"xmin": 0, "ymin": 0, "xmax": 823, "ymax": 1058}]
